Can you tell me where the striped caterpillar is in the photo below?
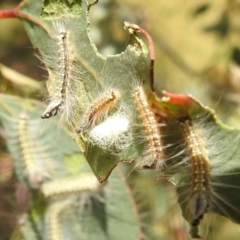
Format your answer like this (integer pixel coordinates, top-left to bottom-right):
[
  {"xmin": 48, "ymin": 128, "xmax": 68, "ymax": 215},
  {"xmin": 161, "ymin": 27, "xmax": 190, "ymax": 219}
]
[
  {"xmin": 133, "ymin": 86, "xmax": 165, "ymax": 169},
  {"xmin": 41, "ymin": 19, "xmax": 86, "ymax": 125},
  {"xmin": 77, "ymin": 90, "xmax": 121, "ymax": 134},
  {"xmin": 45, "ymin": 201, "xmax": 66, "ymax": 240},
  {"xmin": 16, "ymin": 114, "xmax": 44, "ymax": 188},
  {"xmin": 0, "ymin": 96, "xmax": 76, "ymax": 189},
  {"xmin": 177, "ymin": 116, "xmax": 212, "ymax": 238},
  {"xmin": 165, "ymin": 111, "xmax": 240, "ymax": 239},
  {"xmin": 42, "ymin": 174, "xmax": 100, "ymax": 198}
]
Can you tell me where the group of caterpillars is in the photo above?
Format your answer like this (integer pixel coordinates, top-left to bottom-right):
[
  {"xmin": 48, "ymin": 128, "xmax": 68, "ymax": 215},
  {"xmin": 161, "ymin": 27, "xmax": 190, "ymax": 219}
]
[
  {"xmin": 37, "ymin": 5, "xmax": 237, "ymax": 240},
  {"xmin": 3, "ymin": 104, "xmax": 103, "ymax": 239},
  {"xmin": 2, "ymin": 1, "xmax": 238, "ymax": 240}
]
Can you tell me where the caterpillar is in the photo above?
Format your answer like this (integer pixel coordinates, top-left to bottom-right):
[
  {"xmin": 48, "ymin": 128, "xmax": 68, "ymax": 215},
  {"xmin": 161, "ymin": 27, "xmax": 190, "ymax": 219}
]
[
  {"xmin": 178, "ymin": 116, "xmax": 212, "ymax": 237},
  {"xmin": 41, "ymin": 19, "xmax": 86, "ymax": 125},
  {"xmin": 45, "ymin": 201, "xmax": 66, "ymax": 240},
  {"xmin": 16, "ymin": 114, "xmax": 44, "ymax": 188},
  {"xmin": 76, "ymin": 90, "xmax": 120, "ymax": 134},
  {"xmin": 164, "ymin": 111, "xmax": 240, "ymax": 239},
  {"xmin": 0, "ymin": 98, "xmax": 70, "ymax": 189},
  {"xmin": 133, "ymin": 86, "xmax": 165, "ymax": 169},
  {"xmin": 42, "ymin": 174, "xmax": 100, "ymax": 198}
]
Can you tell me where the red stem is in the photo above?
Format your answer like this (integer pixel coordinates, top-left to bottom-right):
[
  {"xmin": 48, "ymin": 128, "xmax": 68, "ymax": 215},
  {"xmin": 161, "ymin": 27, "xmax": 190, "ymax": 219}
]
[
  {"xmin": 0, "ymin": 6, "xmax": 50, "ymax": 34},
  {"xmin": 0, "ymin": 8, "xmax": 19, "ymax": 19},
  {"xmin": 162, "ymin": 90, "xmax": 191, "ymax": 105}
]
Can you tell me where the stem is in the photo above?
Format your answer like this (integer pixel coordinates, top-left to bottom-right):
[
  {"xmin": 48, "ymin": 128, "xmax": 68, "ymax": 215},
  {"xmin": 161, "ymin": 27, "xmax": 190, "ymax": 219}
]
[
  {"xmin": 0, "ymin": 6, "xmax": 50, "ymax": 34},
  {"xmin": 0, "ymin": 8, "xmax": 18, "ymax": 18}
]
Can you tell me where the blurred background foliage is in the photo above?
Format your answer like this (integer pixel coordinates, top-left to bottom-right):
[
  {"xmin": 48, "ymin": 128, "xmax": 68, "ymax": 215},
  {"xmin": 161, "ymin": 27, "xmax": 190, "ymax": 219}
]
[{"xmin": 1, "ymin": 0, "xmax": 240, "ymax": 239}]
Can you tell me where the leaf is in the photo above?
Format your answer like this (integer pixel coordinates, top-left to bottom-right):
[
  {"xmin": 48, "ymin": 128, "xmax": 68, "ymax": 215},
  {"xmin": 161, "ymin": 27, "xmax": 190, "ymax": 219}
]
[
  {"xmin": 16, "ymin": 0, "xmax": 151, "ymax": 182},
  {"xmin": 0, "ymin": 93, "xmax": 143, "ymax": 239},
  {"xmin": 54, "ymin": 169, "xmax": 143, "ymax": 240},
  {"xmin": 157, "ymin": 91, "xmax": 240, "ymax": 237}
]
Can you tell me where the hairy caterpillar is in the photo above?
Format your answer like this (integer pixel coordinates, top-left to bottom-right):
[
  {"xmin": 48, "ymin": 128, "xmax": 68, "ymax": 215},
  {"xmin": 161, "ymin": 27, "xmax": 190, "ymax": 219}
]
[
  {"xmin": 133, "ymin": 86, "xmax": 165, "ymax": 169},
  {"xmin": 16, "ymin": 114, "xmax": 44, "ymax": 188},
  {"xmin": 177, "ymin": 116, "xmax": 212, "ymax": 237},
  {"xmin": 41, "ymin": 19, "xmax": 87, "ymax": 125},
  {"xmin": 45, "ymin": 201, "xmax": 66, "ymax": 240},
  {"xmin": 161, "ymin": 109, "xmax": 240, "ymax": 239},
  {"xmin": 5, "ymin": 111, "xmax": 64, "ymax": 188},
  {"xmin": 0, "ymin": 110, "xmax": 53, "ymax": 188},
  {"xmin": 77, "ymin": 90, "xmax": 120, "ymax": 134},
  {"xmin": 0, "ymin": 96, "xmax": 78, "ymax": 189},
  {"xmin": 42, "ymin": 174, "xmax": 100, "ymax": 198}
]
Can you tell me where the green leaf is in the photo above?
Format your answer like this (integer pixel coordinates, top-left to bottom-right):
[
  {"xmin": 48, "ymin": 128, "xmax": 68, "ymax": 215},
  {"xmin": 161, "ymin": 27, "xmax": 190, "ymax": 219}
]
[
  {"xmin": 0, "ymin": 93, "xmax": 143, "ymax": 239},
  {"xmin": 16, "ymin": 0, "xmax": 151, "ymax": 182},
  {"xmin": 158, "ymin": 91, "xmax": 240, "ymax": 237},
  {"xmin": 48, "ymin": 169, "xmax": 143, "ymax": 240}
]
